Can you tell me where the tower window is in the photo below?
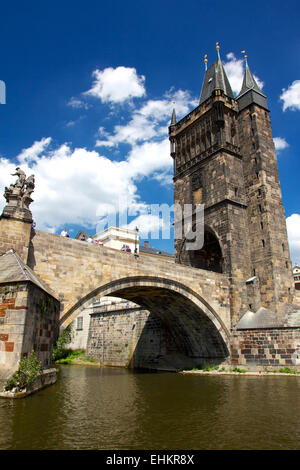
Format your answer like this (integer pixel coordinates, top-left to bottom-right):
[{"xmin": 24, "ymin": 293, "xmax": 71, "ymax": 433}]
[
  {"xmin": 234, "ymin": 187, "xmax": 238, "ymax": 197},
  {"xmin": 282, "ymin": 243, "xmax": 285, "ymax": 252},
  {"xmin": 262, "ymin": 239, "xmax": 265, "ymax": 247},
  {"xmin": 258, "ymin": 204, "xmax": 262, "ymax": 213},
  {"xmin": 258, "ymin": 189, "xmax": 261, "ymax": 196},
  {"xmin": 256, "ymin": 172, "xmax": 259, "ymax": 179},
  {"xmin": 286, "ymin": 261, "xmax": 289, "ymax": 268},
  {"xmin": 260, "ymin": 221, "xmax": 264, "ymax": 230}
]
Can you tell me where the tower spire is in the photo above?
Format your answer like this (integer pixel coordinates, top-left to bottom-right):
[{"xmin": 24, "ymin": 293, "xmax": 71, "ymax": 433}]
[
  {"xmin": 204, "ymin": 54, "xmax": 208, "ymax": 71},
  {"xmin": 216, "ymin": 42, "xmax": 221, "ymax": 60},
  {"xmin": 199, "ymin": 42, "xmax": 234, "ymax": 105},
  {"xmin": 170, "ymin": 102, "xmax": 176, "ymax": 126},
  {"xmin": 237, "ymin": 54, "xmax": 265, "ymax": 98}
]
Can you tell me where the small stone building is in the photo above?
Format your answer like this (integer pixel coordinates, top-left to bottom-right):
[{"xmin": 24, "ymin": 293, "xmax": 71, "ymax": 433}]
[
  {"xmin": 69, "ymin": 296, "xmax": 146, "ymax": 351},
  {"xmin": 293, "ymin": 264, "xmax": 300, "ymax": 291},
  {"xmin": 0, "ymin": 250, "xmax": 60, "ymax": 380}
]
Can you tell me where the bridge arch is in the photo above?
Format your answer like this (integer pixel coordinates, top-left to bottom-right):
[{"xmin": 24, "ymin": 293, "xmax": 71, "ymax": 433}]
[{"xmin": 60, "ymin": 276, "xmax": 230, "ymax": 363}]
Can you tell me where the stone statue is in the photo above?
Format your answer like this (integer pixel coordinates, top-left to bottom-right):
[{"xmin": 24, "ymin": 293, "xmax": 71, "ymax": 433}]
[
  {"xmin": 2, "ymin": 167, "xmax": 35, "ymax": 217},
  {"xmin": 3, "ymin": 184, "xmax": 14, "ymax": 203},
  {"xmin": 23, "ymin": 175, "xmax": 35, "ymax": 199},
  {"xmin": 11, "ymin": 167, "xmax": 26, "ymax": 190}
]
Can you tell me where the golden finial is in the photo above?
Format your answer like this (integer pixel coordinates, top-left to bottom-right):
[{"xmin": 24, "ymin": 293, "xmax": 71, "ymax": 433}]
[
  {"xmin": 204, "ymin": 54, "xmax": 208, "ymax": 71},
  {"xmin": 216, "ymin": 42, "xmax": 221, "ymax": 60},
  {"xmin": 241, "ymin": 50, "xmax": 248, "ymax": 65}
]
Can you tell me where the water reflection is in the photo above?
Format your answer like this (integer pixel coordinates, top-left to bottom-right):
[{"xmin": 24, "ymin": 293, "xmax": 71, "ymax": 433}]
[{"xmin": 0, "ymin": 366, "xmax": 300, "ymax": 450}]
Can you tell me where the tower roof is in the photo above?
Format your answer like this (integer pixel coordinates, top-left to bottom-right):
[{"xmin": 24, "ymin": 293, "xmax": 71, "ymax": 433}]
[
  {"xmin": 199, "ymin": 58, "xmax": 234, "ymax": 105},
  {"xmin": 237, "ymin": 59, "xmax": 268, "ymax": 111},
  {"xmin": 237, "ymin": 62, "xmax": 266, "ymax": 98},
  {"xmin": 170, "ymin": 108, "xmax": 177, "ymax": 126}
]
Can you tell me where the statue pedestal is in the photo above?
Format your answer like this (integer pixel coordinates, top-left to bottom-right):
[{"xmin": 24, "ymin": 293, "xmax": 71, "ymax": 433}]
[{"xmin": 1, "ymin": 204, "xmax": 33, "ymax": 224}]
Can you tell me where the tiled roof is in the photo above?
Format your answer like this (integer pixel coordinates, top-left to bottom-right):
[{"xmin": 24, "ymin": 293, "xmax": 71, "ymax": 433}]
[{"xmin": 139, "ymin": 246, "xmax": 174, "ymax": 258}]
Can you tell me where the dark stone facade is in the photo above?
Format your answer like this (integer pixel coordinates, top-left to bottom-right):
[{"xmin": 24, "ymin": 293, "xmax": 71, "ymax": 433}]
[{"xmin": 169, "ymin": 63, "xmax": 295, "ymax": 327}]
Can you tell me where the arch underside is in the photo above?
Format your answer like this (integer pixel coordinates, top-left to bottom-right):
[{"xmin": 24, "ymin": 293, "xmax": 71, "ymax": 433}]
[{"xmin": 62, "ymin": 277, "xmax": 230, "ymax": 370}]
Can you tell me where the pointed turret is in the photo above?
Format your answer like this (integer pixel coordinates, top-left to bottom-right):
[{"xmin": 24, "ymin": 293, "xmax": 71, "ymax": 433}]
[
  {"xmin": 237, "ymin": 56, "xmax": 268, "ymax": 111},
  {"xmin": 170, "ymin": 108, "xmax": 177, "ymax": 126},
  {"xmin": 199, "ymin": 43, "xmax": 234, "ymax": 105}
]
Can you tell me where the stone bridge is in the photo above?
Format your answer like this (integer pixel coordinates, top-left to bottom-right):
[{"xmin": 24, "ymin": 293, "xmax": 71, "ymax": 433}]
[{"xmin": 27, "ymin": 229, "xmax": 231, "ymax": 360}]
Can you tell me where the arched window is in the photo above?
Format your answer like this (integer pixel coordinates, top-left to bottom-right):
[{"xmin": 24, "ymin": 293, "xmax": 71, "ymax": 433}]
[{"xmin": 188, "ymin": 228, "xmax": 223, "ymax": 273}]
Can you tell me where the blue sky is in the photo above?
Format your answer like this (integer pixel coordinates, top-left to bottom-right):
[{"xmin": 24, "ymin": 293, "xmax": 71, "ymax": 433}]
[{"xmin": 0, "ymin": 0, "xmax": 299, "ymax": 261}]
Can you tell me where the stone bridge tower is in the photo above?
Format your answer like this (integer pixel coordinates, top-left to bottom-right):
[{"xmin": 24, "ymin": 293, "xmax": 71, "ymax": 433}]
[{"xmin": 169, "ymin": 46, "xmax": 294, "ymax": 324}]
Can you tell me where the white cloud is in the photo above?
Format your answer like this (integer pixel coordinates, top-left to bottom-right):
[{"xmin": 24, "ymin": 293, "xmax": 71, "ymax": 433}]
[
  {"xmin": 0, "ymin": 70, "xmax": 196, "ymax": 235},
  {"xmin": 17, "ymin": 137, "xmax": 52, "ymax": 164},
  {"xmin": 223, "ymin": 52, "xmax": 264, "ymax": 96},
  {"xmin": 85, "ymin": 66, "xmax": 146, "ymax": 104},
  {"xmin": 95, "ymin": 89, "xmax": 196, "ymax": 147},
  {"xmin": 0, "ymin": 137, "xmax": 172, "ymax": 233},
  {"xmin": 286, "ymin": 214, "xmax": 300, "ymax": 264},
  {"xmin": 273, "ymin": 137, "xmax": 289, "ymax": 151},
  {"xmin": 67, "ymin": 97, "xmax": 89, "ymax": 110},
  {"xmin": 280, "ymin": 80, "xmax": 300, "ymax": 111}
]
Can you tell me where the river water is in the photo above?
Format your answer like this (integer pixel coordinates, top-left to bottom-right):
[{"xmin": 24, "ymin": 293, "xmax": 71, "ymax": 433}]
[{"xmin": 0, "ymin": 365, "xmax": 300, "ymax": 450}]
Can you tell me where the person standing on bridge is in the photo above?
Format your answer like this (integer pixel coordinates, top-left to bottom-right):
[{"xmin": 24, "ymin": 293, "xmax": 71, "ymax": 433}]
[{"xmin": 60, "ymin": 227, "xmax": 69, "ymax": 237}]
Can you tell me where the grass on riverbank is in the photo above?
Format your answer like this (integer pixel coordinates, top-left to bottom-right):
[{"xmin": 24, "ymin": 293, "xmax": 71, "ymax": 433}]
[
  {"xmin": 186, "ymin": 364, "xmax": 300, "ymax": 375},
  {"xmin": 54, "ymin": 349, "xmax": 98, "ymax": 365}
]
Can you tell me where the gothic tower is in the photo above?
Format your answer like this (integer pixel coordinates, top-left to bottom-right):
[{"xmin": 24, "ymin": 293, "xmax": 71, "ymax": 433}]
[{"xmin": 169, "ymin": 46, "xmax": 294, "ymax": 325}]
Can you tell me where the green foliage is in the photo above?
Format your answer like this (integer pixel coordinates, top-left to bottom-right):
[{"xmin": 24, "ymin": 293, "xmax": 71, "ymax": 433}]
[
  {"xmin": 52, "ymin": 324, "xmax": 74, "ymax": 361},
  {"xmin": 55, "ymin": 349, "xmax": 85, "ymax": 364},
  {"xmin": 279, "ymin": 366, "xmax": 298, "ymax": 374},
  {"xmin": 5, "ymin": 351, "xmax": 42, "ymax": 392},
  {"xmin": 230, "ymin": 367, "xmax": 247, "ymax": 373},
  {"xmin": 54, "ymin": 349, "xmax": 97, "ymax": 364},
  {"xmin": 203, "ymin": 364, "xmax": 219, "ymax": 372}
]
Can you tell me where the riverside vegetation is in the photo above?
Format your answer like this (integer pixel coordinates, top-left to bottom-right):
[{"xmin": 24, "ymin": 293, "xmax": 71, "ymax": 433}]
[
  {"xmin": 52, "ymin": 324, "xmax": 96, "ymax": 365},
  {"xmin": 4, "ymin": 351, "xmax": 41, "ymax": 392},
  {"xmin": 186, "ymin": 364, "xmax": 300, "ymax": 375}
]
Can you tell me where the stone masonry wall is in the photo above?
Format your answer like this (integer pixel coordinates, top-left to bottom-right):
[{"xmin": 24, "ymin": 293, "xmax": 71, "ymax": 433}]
[
  {"xmin": 24, "ymin": 284, "xmax": 60, "ymax": 368},
  {"xmin": 0, "ymin": 281, "xmax": 59, "ymax": 376},
  {"xmin": 237, "ymin": 105, "xmax": 294, "ymax": 311},
  {"xmin": 0, "ymin": 217, "xmax": 32, "ymax": 263},
  {"xmin": 87, "ymin": 308, "xmax": 180, "ymax": 369},
  {"xmin": 231, "ymin": 328, "xmax": 300, "ymax": 368},
  {"xmin": 0, "ymin": 283, "xmax": 28, "ymax": 371}
]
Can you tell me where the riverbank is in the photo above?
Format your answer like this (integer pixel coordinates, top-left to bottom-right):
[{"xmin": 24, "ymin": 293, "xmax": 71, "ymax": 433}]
[
  {"xmin": 181, "ymin": 366, "xmax": 300, "ymax": 377},
  {"xmin": 54, "ymin": 349, "xmax": 100, "ymax": 366}
]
